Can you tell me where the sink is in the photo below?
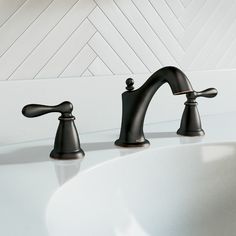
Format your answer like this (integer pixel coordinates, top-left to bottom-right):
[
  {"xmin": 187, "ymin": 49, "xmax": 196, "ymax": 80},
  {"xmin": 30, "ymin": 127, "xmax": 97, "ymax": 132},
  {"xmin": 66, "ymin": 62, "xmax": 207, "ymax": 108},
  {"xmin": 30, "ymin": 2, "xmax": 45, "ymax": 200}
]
[{"xmin": 46, "ymin": 142, "xmax": 236, "ymax": 236}]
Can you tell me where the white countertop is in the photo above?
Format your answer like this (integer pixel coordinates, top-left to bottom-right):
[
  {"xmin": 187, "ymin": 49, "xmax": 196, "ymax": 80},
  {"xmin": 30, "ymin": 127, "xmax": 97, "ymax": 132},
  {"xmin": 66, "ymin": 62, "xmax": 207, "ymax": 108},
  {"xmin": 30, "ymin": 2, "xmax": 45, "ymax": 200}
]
[{"xmin": 0, "ymin": 112, "xmax": 235, "ymax": 236}]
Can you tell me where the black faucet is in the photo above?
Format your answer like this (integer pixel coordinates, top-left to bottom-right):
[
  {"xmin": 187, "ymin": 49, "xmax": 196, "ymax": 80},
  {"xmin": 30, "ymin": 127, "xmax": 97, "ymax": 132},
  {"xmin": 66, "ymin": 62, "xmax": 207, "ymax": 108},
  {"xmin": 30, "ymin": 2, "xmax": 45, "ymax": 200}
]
[
  {"xmin": 22, "ymin": 101, "xmax": 85, "ymax": 160},
  {"xmin": 115, "ymin": 66, "xmax": 193, "ymax": 147},
  {"xmin": 177, "ymin": 88, "xmax": 218, "ymax": 136}
]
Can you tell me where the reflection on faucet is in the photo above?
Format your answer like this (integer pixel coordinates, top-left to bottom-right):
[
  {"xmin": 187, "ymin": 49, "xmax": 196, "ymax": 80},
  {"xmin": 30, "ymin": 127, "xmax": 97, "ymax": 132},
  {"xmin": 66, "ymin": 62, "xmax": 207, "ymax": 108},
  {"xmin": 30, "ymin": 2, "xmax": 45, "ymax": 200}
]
[{"xmin": 53, "ymin": 159, "xmax": 83, "ymax": 185}]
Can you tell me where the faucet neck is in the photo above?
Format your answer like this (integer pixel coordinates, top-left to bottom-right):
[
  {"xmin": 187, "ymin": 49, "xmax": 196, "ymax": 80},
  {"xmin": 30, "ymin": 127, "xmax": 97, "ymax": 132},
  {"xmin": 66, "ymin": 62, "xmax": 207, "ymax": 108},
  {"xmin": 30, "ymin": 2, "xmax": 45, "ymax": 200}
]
[{"xmin": 115, "ymin": 67, "xmax": 193, "ymax": 147}]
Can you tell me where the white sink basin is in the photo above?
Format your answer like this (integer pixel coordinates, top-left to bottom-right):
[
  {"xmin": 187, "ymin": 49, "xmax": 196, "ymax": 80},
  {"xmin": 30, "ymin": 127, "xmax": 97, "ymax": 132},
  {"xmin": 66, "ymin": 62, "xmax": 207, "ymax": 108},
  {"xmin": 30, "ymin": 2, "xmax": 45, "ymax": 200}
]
[{"xmin": 46, "ymin": 142, "xmax": 236, "ymax": 236}]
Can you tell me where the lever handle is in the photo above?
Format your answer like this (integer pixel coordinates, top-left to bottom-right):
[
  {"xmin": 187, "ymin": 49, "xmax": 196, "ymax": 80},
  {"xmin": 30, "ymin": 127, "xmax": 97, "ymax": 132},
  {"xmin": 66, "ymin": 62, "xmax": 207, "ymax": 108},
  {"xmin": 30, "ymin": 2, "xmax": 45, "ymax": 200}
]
[
  {"xmin": 178, "ymin": 87, "xmax": 218, "ymax": 136},
  {"xmin": 22, "ymin": 101, "xmax": 73, "ymax": 118},
  {"xmin": 195, "ymin": 88, "xmax": 218, "ymax": 98},
  {"xmin": 187, "ymin": 88, "xmax": 218, "ymax": 100},
  {"xmin": 22, "ymin": 101, "xmax": 84, "ymax": 160}
]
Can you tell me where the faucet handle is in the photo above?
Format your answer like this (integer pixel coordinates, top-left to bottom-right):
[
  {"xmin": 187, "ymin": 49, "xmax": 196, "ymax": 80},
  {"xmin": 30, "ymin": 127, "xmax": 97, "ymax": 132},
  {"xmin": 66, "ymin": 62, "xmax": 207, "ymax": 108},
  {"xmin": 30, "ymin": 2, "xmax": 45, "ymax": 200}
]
[
  {"xmin": 126, "ymin": 78, "xmax": 134, "ymax": 91},
  {"xmin": 22, "ymin": 101, "xmax": 73, "ymax": 118},
  {"xmin": 22, "ymin": 101, "xmax": 85, "ymax": 160},
  {"xmin": 178, "ymin": 87, "xmax": 217, "ymax": 136},
  {"xmin": 187, "ymin": 88, "xmax": 218, "ymax": 100}
]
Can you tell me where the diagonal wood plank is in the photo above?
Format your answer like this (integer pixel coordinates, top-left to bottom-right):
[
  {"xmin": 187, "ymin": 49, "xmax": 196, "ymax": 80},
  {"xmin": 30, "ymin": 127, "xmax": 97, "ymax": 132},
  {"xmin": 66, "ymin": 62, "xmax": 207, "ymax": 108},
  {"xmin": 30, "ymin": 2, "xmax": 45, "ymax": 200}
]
[
  {"xmin": 115, "ymin": 0, "xmax": 174, "ymax": 66},
  {"xmin": 148, "ymin": 0, "xmax": 185, "ymax": 40},
  {"xmin": 178, "ymin": 0, "xmax": 206, "ymax": 29},
  {"xmin": 9, "ymin": 0, "xmax": 96, "ymax": 80},
  {"xmin": 88, "ymin": 6, "xmax": 149, "ymax": 74},
  {"xmin": 88, "ymin": 32, "xmax": 131, "ymax": 74},
  {"xmin": 35, "ymin": 19, "xmax": 96, "ymax": 79},
  {"xmin": 59, "ymin": 44, "xmax": 96, "ymax": 78},
  {"xmin": 165, "ymin": 0, "xmax": 185, "ymax": 20},
  {"xmin": 179, "ymin": 0, "xmax": 219, "ymax": 50},
  {"xmin": 0, "ymin": 0, "xmax": 53, "ymax": 57},
  {"xmin": 0, "ymin": 0, "xmax": 82, "ymax": 80},
  {"xmin": 82, "ymin": 69, "xmax": 93, "ymax": 77},
  {"xmin": 207, "ymin": 20, "xmax": 236, "ymax": 69},
  {"xmin": 94, "ymin": 0, "xmax": 159, "ymax": 72},
  {"xmin": 0, "ymin": 0, "xmax": 235, "ymax": 80},
  {"xmin": 133, "ymin": 0, "xmax": 185, "ymax": 65},
  {"xmin": 0, "ymin": 0, "xmax": 27, "ymax": 27},
  {"xmin": 188, "ymin": 0, "xmax": 236, "ymax": 70},
  {"xmin": 181, "ymin": 0, "xmax": 228, "ymax": 69},
  {"xmin": 216, "ymin": 34, "xmax": 236, "ymax": 69},
  {"xmin": 180, "ymin": 0, "xmax": 193, "ymax": 8},
  {"xmin": 88, "ymin": 57, "xmax": 113, "ymax": 76}
]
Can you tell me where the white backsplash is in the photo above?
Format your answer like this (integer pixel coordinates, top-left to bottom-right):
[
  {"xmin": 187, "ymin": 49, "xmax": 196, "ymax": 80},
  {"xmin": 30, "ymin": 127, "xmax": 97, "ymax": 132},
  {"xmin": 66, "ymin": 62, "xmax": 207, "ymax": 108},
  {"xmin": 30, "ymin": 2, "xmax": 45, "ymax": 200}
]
[
  {"xmin": 0, "ymin": 0, "xmax": 236, "ymax": 81},
  {"xmin": 0, "ymin": 0, "xmax": 235, "ymax": 145},
  {"xmin": 0, "ymin": 69, "xmax": 235, "ymax": 145}
]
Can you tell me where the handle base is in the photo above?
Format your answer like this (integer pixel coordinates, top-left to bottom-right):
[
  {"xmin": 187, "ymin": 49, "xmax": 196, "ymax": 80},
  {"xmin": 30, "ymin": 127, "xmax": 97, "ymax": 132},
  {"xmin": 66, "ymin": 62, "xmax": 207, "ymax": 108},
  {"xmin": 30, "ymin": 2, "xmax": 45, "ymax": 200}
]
[
  {"xmin": 50, "ymin": 149, "xmax": 85, "ymax": 160},
  {"xmin": 177, "ymin": 128, "xmax": 205, "ymax": 137},
  {"xmin": 115, "ymin": 138, "xmax": 150, "ymax": 148}
]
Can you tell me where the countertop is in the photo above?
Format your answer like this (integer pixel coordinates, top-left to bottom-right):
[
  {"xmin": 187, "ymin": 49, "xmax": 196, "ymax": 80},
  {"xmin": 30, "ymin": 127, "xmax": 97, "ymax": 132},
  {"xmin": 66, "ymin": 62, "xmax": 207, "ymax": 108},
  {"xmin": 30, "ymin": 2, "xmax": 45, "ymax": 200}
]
[{"xmin": 0, "ymin": 112, "xmax": 235, "ymax": 236}]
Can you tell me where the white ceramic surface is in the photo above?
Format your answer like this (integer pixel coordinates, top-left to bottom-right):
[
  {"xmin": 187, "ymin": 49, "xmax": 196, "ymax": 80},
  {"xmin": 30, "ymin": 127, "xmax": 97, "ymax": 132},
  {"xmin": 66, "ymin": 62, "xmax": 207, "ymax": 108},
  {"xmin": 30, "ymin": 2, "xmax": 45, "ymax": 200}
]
[
  {"xmin": 46, "ymin": 141, "xmax": 236, "ymax": 236},
  {"xmin": 1, "ymin": 112, "xmax": 236, "ymax": 236}
]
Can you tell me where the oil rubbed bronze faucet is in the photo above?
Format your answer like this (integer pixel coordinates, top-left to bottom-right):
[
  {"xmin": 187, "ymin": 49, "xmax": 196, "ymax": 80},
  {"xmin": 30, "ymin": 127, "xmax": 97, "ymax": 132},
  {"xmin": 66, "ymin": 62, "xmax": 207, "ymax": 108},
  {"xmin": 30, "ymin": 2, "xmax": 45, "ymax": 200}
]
[
  {"xmin": 177, "ymin": 88, "xmax": 218, "ymax": 136},
  {"xmin": 115, "ymin": 66, "xmax": 193, "ymax": 148},
  {"xmin": 22, "ymin": 101, "xmax": 85, "ymax": 160}
]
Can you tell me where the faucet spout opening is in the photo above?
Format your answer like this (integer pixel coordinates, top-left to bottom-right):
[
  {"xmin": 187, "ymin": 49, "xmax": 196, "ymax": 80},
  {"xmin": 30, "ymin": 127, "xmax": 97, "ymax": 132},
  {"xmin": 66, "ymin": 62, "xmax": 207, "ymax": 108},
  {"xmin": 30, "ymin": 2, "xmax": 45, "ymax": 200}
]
[
  {"xmin": 174, "ymin": 90, "xmax": 192, "ymax": 95},
  {"xmin": 159, "ymin": 66, "xmax": 193, "ymax": 95}
]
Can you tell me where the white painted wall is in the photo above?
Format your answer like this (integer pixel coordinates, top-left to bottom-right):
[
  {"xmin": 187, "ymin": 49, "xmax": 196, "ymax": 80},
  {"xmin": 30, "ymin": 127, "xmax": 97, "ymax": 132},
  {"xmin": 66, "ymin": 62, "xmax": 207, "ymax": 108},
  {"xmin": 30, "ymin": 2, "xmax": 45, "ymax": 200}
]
[
  {"xmin": 0, "ymin": 0, "xmax": 236, "ymax": 145},
  {"xmin": 0, "ymin": 69, "xmax": 235, "ymax": 145},
  {"xmin": 0, "ymin": 0, "xmax": 236, "ymax": 80}
]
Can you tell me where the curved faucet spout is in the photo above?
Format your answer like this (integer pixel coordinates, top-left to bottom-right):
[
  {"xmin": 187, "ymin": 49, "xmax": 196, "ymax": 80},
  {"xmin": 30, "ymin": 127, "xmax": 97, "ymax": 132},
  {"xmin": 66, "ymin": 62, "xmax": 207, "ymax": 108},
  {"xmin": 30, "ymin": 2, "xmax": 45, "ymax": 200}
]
[{"xmin": 115, "ymin": 66, "xmax": 193, "ymax": 147}]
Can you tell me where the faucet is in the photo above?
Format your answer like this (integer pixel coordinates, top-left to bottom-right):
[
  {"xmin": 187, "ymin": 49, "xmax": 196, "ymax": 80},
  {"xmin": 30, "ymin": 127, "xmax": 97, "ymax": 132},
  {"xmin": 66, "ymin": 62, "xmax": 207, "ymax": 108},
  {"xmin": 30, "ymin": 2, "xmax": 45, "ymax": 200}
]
[
  {"xmin": 177, "ymin": 88, "xmax": 218, "ymax": 136},
  {"xmin": 22, "ymin": 101, "xmax": 85, "ymax": 160},
  {"xmin": 115, "ymin": 66, "xmax": 193, "ymax": 147}
]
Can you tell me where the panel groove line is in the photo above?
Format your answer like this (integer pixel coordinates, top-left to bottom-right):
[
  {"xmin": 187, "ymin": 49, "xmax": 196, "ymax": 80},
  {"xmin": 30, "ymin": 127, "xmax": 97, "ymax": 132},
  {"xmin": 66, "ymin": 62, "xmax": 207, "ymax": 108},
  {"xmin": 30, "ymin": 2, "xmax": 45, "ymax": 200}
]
[
  {"xmin": 181, "ymin": 0, "xmax": 225, "ymax": 69},
  {"xmin": 0, "ymin": 0, "xmax": 81, "ymax": 80},
  {"xmin": 131, "ymin": 0, "xmax": 183, "ymax": 65},
  {"xmin": 178, "ymin": 0, "xmax": 207, "ymax": 29},
  {"xmin": 188, "ymin": 0, "xmax": 236, "ymax": 70},
  {"xmin": 57, "ymin": 31, "xmax": 97, "ymax": 78},
  {"xmin": 87, "ymin": 44, "xmax": 115, "ymax": 75},
  {"xmin": 147, "ymin": 0, "xmax": 185, "ymax": 50},
  {"xmin": 9, "ymin": 0, "xmax": 91, "ymax": 80},
  {"xmin": 113, "ymin": 0, "xmax": 162, "ymax": 69},
  {"xmin": 89, "ymin": 8, "xmax": 145, "ymax": 73},
  {"xmin": 77, "ymin": 54, "xmax": 97, "ymax": 78},
  {"xmin": 0, "ymin": 0, "xmax": 236, "ymax": 80},
  {"xmin": 32, "ymin": 7, "xmax": 97, "ymax": 79},
  {"xmin": 95, "ymin": 0, "xmax": 160, "ymax": 72},
  {"xmin": 115, "ymin": 0, "xmax": 177, "ymax": 66},
  {"xmin": 180, "ymin": 0, "xmax": 193, "ymax": 8},
  {"xmin": 60, "ymin": 44, "xmax": 97, "ymax": 77},
  {"xmin": 35, "ymin": 18, "xmax": 96, "ymax": 79},
  {"xmin": 88, "ymin": 56, "xmax": 113, "ymax": 76},
  {"xmin": 88, "ymin": 30, "xmax": 131, "ymax": 74},
  {"xmin": 0, "ymin": 0, "xmax": 54, "ymax": 58},
  {"xmin": 0, "ymin": 0, "xmax": 28, "ymax": 28},
  {"xmin": 94, "ymin": 3, "xmax": 150, "ymax": 73},
  {"xmin": 164, "ymin": 0, "xmax": 185, "ymax": 29},
  {"xmin": 129, "ymin": 0, "xmax": 179, "ymax": 66}
]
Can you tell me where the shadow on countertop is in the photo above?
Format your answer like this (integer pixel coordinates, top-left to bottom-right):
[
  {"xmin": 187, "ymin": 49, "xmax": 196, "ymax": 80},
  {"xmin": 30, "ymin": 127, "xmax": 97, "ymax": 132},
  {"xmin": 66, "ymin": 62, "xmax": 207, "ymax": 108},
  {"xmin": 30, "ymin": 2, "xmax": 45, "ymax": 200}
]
[
  {"xmin": 0, "ymin": 145, "xmax": 52, "ymax": 165},
  {"xmin": 145, "ymin": 131, "xmax": 177, "ymax": 139},
  {"xmin": 0, "ymin": 132, "xmax": 177, "ymax": 165}
]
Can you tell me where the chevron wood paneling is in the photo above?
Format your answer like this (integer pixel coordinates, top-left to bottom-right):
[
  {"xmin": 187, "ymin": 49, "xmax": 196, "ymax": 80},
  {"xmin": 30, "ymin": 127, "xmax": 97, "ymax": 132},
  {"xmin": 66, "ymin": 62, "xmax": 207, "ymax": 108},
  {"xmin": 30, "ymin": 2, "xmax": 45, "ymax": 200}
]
[{"xmin": 0, "ymin": 0, "xmax": 236, "ymax": 80}]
